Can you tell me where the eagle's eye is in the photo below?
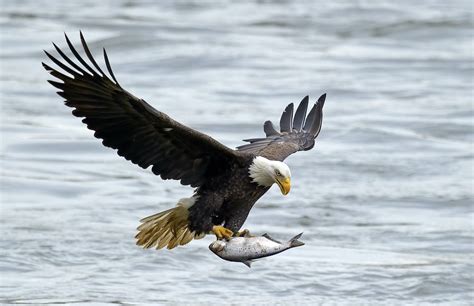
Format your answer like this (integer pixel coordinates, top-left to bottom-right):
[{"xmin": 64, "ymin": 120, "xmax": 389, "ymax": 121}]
[{"xmin": 275, "ymin": 169, "xmax": 282, "ymax": 177}]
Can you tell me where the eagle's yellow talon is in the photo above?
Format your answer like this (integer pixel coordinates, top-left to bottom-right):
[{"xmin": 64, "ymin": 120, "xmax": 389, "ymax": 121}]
[{"xmin": 212, "ymin": 225, "xmax": 233, "ymax": 240}]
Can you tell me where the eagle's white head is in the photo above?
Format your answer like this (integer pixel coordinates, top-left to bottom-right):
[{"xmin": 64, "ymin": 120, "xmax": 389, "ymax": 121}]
[{"xmin": 248, "ymin": 156, "xmax": 291, "ymax": 195}]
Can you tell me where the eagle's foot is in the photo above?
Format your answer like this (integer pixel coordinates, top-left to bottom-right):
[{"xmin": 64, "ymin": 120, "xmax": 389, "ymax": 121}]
[
  {"xmin": 235, "ymin": 229, "xmax": 253, "ymax": 238},
  {"xmin": 212, "ymin": 225, "xmax": 233, "ymax": 240}
]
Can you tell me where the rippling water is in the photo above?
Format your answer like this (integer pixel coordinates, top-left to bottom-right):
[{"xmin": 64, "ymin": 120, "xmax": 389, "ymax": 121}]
[{"xmin": 1, "ymin": 0, "xmax": 473, "ymax": 304}]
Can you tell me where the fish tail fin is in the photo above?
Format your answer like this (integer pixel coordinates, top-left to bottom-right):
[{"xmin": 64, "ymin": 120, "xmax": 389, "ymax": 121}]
[
  {"xmin": 135, "ymin": 198, "xmax": 204, "ymax": 250},
  {"xmin": 242, "ymin": 260, "xmax": 253, "ymax": 268},
  {"xmin": 288, "ymin": 232, "xmax": 305, "ymax": 248}
]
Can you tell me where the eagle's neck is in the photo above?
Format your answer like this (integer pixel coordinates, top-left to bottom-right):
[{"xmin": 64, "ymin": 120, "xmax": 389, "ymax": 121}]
[{"xmin": 248, "ymin": 156, "xmax": 280, "ymax": 187}]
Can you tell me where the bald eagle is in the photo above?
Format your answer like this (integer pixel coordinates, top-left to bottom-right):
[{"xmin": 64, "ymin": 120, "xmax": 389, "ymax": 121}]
[{"xmin": 43, "ymin": 33, "xmax": 325, "ymax": 250}]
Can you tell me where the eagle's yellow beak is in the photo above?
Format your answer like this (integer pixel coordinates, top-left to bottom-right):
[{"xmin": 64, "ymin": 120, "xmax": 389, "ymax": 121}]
[{"xmin": 276, "ymin": 177, "xmax": 291, "ymax": 195}]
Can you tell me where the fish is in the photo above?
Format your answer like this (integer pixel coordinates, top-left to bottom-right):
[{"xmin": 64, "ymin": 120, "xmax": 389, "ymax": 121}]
[{"xmin": 209, "ymin": 232, "xmax": 304, "ymax": 267}]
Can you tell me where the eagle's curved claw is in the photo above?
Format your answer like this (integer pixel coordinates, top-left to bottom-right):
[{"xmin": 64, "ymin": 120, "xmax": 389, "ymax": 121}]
[
  {"xmin": 212, "ymin": 225, "xmax": 233, "ymax": 240},
  {"xmin": 235, "ymin": 229, "xmax": 253, "ymax": 238}
]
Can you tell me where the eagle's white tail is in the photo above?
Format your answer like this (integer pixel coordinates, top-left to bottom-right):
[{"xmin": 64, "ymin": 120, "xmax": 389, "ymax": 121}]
[{"xmin": 135, "ymin": 197, "xmax": 205, "ymax": 250}]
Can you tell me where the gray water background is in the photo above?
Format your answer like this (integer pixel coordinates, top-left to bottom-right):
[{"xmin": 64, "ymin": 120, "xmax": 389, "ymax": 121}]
[{"xmin": 0, "ymin": 0, "xmax": 473, "ymax": 304}]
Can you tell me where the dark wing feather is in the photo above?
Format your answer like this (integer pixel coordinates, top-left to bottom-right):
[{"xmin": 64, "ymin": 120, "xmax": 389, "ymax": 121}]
[
  {"xmin": 279, "ymin": 103, "xmax": 293, "ymax": 132},
  {"xmin": 292, "ymin": 96, "xmax": 308, "ymax": 131},
  {"xmin": 263, "ymin": 120, "xmax": 279, "ymax": 137},
  {"xmin": 43, "ymin": 32, "xmax": 246, "ymax": 187},
  {"xmin": 237, "ymin": 94, "xmax": 325, "ymax": 161}
]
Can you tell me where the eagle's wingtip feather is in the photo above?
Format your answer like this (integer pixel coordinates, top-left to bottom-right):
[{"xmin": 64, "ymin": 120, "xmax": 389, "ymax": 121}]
[
  {"xmin": 280, "ymin": 102, "xmax": 294, "ymax": 132},
  {"xmin": 293, "ymin": 96, "xmax": 309, "ymax": 131}
]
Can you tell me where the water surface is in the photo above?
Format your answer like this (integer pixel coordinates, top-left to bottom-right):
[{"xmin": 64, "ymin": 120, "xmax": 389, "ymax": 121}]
[{"xmin": 1, "ymin": 0, "xmax": 473, "ymax": 304}]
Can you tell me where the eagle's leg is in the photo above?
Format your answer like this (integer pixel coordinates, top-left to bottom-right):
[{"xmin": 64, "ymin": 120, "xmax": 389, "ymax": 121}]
[
  {"xmin": 235, "ymin": 229, "xmax": 253, "ymax": 237},
  {"xmin": 212, "ymin": 225, "xmax": 233, "ymax": 240}
]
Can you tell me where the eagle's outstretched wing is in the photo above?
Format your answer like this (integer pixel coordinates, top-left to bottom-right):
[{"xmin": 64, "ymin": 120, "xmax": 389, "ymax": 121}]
[
  {"xmin": 237, "ymin": 94, "xmax": 325, "ymax": 161},
  {"xmin": 43, "ymin": 32, "xmax": 246, "ymax": 187}
]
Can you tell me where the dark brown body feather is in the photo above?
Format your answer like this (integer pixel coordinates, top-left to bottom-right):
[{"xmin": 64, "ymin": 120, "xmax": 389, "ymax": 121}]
[
  {"xmin": 189, "ymin": 159, "xmax": 270, "ymax": 233},
  {"xmin": 43, "ymin": 33, "xmax": 325, "ymax": 245}
]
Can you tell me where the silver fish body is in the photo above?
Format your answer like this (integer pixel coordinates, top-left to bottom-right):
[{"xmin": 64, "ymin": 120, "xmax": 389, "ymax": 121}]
[{"xmin": 209, "ymin": 233, "xmax": 304, "ymax": 267}]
